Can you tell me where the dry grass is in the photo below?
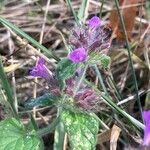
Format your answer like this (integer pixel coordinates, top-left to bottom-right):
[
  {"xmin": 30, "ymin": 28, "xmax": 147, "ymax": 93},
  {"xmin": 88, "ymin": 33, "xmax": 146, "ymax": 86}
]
[{"xmin": 0, "ymin": 0, "xmax": 149, "ymax": 149}]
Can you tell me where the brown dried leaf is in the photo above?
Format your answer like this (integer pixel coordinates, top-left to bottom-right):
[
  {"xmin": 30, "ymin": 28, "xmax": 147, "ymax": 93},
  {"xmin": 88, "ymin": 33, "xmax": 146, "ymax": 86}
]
[
  {"xmin": 97, "ymin": 124, "xmax": 121, "ymax": 150},
  {"xmin": 110, "ymin": 125, "xmax": 121, "ymax": 150},
  {"xmin": 109, "ymin": 0, "xmax": 141, "ymax": 41}
]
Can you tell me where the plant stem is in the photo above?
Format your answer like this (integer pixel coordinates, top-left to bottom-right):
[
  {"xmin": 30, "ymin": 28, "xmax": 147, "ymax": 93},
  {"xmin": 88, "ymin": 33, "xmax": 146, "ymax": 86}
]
[
  {"xmin": 53, "ymin": 108, "xmax": 65, "ymax": 150},
  {"xmin": 114, "ymin": 0, "xmax": 143, "ymax": 122},
  {"xmin": 37, "ymin": 117, "xmax": 60, "ymax": 137},
  {"xmin": 73, "ymin": 65, "xmax": 88, "ymax": 96},
  {"xmin": 0, "ymin": 56, "xmax": 18, "ymax": 119}
]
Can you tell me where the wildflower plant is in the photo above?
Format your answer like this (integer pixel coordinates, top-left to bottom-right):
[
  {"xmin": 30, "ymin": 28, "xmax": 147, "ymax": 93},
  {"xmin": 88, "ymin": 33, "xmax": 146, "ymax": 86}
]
[
  {"xmin": 0, "ymin": 11, "xmax": 147, "ymax": 150},
  {"xmin": 26, "ymin": 16, "xmax": 112, "ymax": 150}
]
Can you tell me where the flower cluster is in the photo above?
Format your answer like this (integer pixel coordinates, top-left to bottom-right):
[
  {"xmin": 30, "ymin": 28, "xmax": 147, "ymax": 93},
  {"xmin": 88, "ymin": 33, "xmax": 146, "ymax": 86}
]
[
  {"xmin": 29, "ymin": 16, "xmax": 149, "ymax": 147},
  {"xmin": 74, "ymin": 88, "xmax": 99, "ymax": 110},
  {"xmin": 68, "ymin": 16, "xmax": 112, "ymax": 63},
  {"xmin": 29, "ymin": 57, "xmax": 99, "ymax": 111}
]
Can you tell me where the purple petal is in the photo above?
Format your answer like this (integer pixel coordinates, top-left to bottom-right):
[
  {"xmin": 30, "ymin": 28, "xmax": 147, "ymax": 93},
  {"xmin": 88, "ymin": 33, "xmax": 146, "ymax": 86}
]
[
  {"xmin": 68, "ymin": 48, "xmax": 87, "ymax": 63},
  {"xmin": 88, "ymin": 16, "xmax": 101, "ymax": 28},
  {"xmin": 30, "ymin": 57, "xmax": 52, "ymax": 80},
  {"xmin": 38, "ymin": 57, "xmax": 45, "ymax": 65},
  {"xmin": 143, "ymin": 110, "xmax": 150, "ymax": 146}
]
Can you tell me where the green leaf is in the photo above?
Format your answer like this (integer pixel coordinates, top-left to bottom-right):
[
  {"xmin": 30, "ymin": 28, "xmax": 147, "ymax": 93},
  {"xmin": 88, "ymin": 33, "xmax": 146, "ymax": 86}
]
[
  {"xmin": 61, "ymin": 110, "xmax": 99, "ymax": 150},
  {"xmin": 0, "ymin": 118, "xmax": 42, "ymax": 150},
  {"xmin": 25, "ymin": 93, "xmax": 59, "ymax": 109},
  {"xmin": 56, "ymin": 58, "xmax": 78, "ymax": 89},
  {"xmin": 99, "ymin": 54, "xmax": 111, "ymax": 68},
  {"xmin": 88, "ymin": 53, "xmax": 111, "ymax": 68}
]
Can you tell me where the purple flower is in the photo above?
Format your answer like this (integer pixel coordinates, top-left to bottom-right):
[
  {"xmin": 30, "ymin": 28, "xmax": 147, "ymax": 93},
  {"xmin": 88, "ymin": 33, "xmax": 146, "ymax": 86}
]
[
  {"xmin": 88, "ymin": 16, "xmax": 101, "ymax": 28},
  {"xmin": 68, "ymin": 48, "xmax": 87, "ymax": 63},
  {"xmin": 30, "ymin": 57, "xmax": 52, "ymax": 80},
  {"xmin": 143, "ymin": 110, "xmax": 150, "ymax": 146},
  {"xmin": 74, "ymin": 88, "xmax": 99, "ymax": 110},
  {"xmin": 69, "ymin": 19, "xmax": 111, "ymax": 52}
]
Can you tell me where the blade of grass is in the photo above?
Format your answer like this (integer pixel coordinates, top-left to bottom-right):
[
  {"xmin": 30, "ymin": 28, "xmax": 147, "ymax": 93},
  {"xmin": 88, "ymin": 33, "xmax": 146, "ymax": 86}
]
[
  {"xmin": 93, "ymin": 64, "xmax": 108, "ymax": 95},
  {"xmin": 99, "ymin": 0, "xmax": 105, "ymax": 17},
  {"xmin": 108, "ymin": 74, "xmax": 122, "ymax": 100},
  {"xmin": 77, "ymin": 0, "xmax": 88, "ymax": 23},
  {"xmin": 0, "ymin": 17, "xmax": 60, "ymax": 62},
  {"xmin": 66, "ymin": 0, "xmax": 79, "ymax": 25},
  {"xmin": 114, "ymin": 0, "xmax": 143, "ymax": 122},
  {"xmin": 101, "ymin": 93, "xmax": 144, "ymax": 130},
  {"xmin": 84, "ymin": 79, "xmax": 144, "ymax": 130},
  {"xmin": 0, "ymin": 56, "xmax": 18, "ymax": 119}
]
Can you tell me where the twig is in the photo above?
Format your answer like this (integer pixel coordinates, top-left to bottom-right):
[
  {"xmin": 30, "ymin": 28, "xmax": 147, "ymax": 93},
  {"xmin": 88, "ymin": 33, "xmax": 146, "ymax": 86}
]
[{"xmin": 117, "ymin": 89, "xmax": 150, "ymax": 106}]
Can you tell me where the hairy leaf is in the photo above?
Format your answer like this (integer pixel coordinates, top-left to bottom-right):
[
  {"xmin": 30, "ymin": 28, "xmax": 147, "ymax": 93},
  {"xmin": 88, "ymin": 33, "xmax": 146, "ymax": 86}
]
[
  {"xmin": 56, "ymin": 58, "xmax": 78, "ymax": 89},
  {"xmin": 61, "ymin": 110, "xmax": 99, "ymax": 150},
  {"xmin": 25, "ymin": 93, "xmax": 58, "ymax": 109},
  {"xmin": 0, "ymin": 118, "xmax": 42, "ymax": 150}
]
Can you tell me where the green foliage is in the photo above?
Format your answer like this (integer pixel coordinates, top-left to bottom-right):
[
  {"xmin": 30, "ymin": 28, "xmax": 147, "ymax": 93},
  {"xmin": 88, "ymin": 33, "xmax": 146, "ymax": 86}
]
[
  {"xmin": 53, "ymin": 121, "xmax": 65, "ymax": 150},
  {"xmin": 88, "ymin": 53, "xmax": 111, "ymax": 68},
  {"xmin": 0, "ymin": 118, "xmax": 42, "ymax": 150},
  {"xmin": 56, "ymin": 58, "xmax": 78, "ymax": 89},
  {"xmin": 99, "ymin": 54, "xmax": 111, "ymax": 68},
  {"xmin": 61, "ymin": 110, "xmax": 99, "ymax": 150},
  {"xmin": 25, "ymin": 93, "xmax": 59, "ymax": 109},
  {"xmin": 78, "ymin": 0, "xmax": 88, "ymax": 23}
]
